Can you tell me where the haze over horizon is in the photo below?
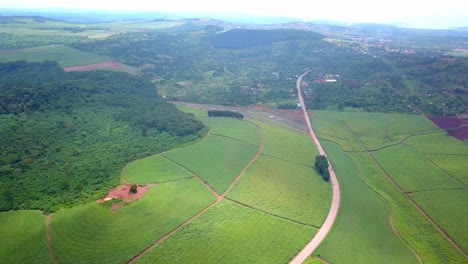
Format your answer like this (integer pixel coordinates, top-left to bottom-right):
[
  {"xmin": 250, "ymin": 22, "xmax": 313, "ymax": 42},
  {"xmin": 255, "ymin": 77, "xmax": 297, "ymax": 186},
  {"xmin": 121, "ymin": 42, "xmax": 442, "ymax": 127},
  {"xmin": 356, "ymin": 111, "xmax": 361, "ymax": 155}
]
[{"xmin": 1, "ymin": 0, "xmax": 468, "ymax": 29}]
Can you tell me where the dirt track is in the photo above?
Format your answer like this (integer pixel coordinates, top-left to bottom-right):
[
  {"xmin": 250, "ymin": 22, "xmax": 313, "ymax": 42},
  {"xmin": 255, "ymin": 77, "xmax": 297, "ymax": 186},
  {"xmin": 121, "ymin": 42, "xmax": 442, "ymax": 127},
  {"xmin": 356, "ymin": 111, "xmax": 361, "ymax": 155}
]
[{"xmin": 289, "ymin": 71, "xmax": 341, "ymax": 264}]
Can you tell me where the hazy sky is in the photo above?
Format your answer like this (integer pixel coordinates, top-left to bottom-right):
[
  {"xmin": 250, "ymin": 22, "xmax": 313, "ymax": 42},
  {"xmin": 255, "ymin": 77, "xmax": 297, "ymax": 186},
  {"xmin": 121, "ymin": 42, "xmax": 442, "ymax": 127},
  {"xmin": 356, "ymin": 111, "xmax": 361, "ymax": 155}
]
[{"xmin": 1, "ymin": 0, "xmax": 467, "ymax": 28}]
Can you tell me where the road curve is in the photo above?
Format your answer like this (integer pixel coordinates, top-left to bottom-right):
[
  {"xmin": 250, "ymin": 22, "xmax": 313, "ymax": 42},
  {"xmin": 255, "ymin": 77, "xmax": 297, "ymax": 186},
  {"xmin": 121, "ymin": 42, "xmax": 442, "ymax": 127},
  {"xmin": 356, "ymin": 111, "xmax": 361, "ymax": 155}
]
[{"xmin": 290, "ymin": 71, "xmax": 341, "ymax": 264}]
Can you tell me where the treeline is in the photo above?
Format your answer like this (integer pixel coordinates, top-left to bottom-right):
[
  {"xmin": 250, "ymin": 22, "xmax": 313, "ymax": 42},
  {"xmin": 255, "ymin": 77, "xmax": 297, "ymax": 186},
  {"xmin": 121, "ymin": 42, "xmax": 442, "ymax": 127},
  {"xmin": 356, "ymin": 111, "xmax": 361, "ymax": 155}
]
[
  {"xmin": 208, "ymin": 110, "xmax": 244, "ymax": 119},
  {"xmin": 315, "ymin": 155, "xmax": 330, "ymax": 182},
  {"xmin": 209, "ymin": 28, "xmax": 323, "ymax": 48},
  {"xmin": 0, "ymin": 61, "xmax": 205, "ymax": 212}
]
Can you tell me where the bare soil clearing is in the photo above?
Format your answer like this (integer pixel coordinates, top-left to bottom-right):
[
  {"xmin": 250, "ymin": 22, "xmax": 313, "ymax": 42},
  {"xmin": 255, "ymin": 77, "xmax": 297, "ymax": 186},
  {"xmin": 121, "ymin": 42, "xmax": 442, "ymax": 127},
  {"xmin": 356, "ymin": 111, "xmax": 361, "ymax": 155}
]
[
  {"xmin": 97, "ymin": 184, "xmax": 153, "ymax": 209},
  {"xmin": 63, "ymin": 61, "xmax": 121, "ymax": 72}
]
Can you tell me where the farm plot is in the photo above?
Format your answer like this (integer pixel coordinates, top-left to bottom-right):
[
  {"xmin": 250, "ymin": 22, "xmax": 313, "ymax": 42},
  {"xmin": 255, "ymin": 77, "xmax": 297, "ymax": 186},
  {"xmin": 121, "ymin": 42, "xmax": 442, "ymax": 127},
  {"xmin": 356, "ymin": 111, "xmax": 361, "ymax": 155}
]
[
  {"xmin": 314, "ymin": 142, "xmax": 418, "ymax": 264},
  {"xmin": 406, "ymin": 132, "xmax": 468, "ymax": 155},
  {"xmin": 51, "ymin": 178, "xmax": 216, "ymax": 264},
  {"xmin": 310, "ymin": 112, "xmax": 363, "ymax": 152},
  {"xmin": 199, "ymin": 117, "xmax": 260, "ymax": 146},
  {"xmin": 0, "ymin": 210, "xmax": 52, "ymax": 264},
  {"xmin": 122, "ymin": 154, "xmax": 193, "ymax": 184},
  {"xmin": 312, "ymin": 111, "xmax": 438, "ymax": 150},
  {"xmin": 227, "ymin": 155, "xmax": 331, "ymax": 226},
  {"xmin": 253, "ymin": 120, "xmax": 318, "ymax": 166},
  {"xmin": 134, "ymin": 199, "xmax": 317, "ymax": 264},
  {"xmin": 410, "ymin": 189, "xmax": 468, "ymax": 252},
  {"xmin": 373, "ymin": 145, "xmax": 463, "ymax": 192},
  {"xmin": 0, "ymin": 45, "xmax": 109, "ymax": 67},
  {"xmin": 425, "ymin": 155, "xmax": 468, "ymax": 186},
  {"xmin": 163, "ymin": 135, "xmax": 257, "ymax": 193}
]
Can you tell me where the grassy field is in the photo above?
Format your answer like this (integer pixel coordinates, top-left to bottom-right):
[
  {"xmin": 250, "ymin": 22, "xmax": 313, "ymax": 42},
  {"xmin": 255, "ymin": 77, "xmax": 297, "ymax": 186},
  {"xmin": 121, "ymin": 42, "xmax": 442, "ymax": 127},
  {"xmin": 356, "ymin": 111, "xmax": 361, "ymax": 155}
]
[
  {"xmin": 0, "ymin": 210, "xmax": 52, "ymax": 263},
  {"xmin": 0, "ymin": 44, "xmax": 109, "ymax": 67},
  {"xmin": 227, "ymin": 155, "xmax": 331, "ymax": 226},
  {"xmin": 199, "ymin": 117, "xmax": 260, "ymax": 146},
  {"xmin": 253, "ymin": 120, "xmax": 318, "ymax": 166},
  {"xmin": 373, "ymin": 145, "xmax": 463, "ymax": 192},
  {"xmin": 122, "ymin": 154, "xmax": 193, "ymax": 184},
  {"xmin": 134, "ymin": 199, "xmax": 317, "ymax": 264},
  {"xmin": 174, "ymin": 104, "xmax": 208, "ymax": 117},
  {"xmin": 314, "ymin": 141, "xmax": 418, "ymax": 263},
  {"xmin": 410, "ymin": 189, "xmax": 468, "ymax": 252},
  {"xmin": 51, "ymin": 178, "xmax": 216, "ymax": 264},
  {"xmin": 163, "ymin": 135, "xmax": 258, "ymax": 193}
]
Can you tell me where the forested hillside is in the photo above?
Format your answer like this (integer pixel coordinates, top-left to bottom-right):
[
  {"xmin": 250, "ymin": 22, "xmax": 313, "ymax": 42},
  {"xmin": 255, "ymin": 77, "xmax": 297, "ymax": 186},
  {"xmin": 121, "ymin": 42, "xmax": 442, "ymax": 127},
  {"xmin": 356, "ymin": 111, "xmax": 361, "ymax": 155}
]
[{"xmin": 0, "ymin": 61, "xmax": 205, "ymax": 212}]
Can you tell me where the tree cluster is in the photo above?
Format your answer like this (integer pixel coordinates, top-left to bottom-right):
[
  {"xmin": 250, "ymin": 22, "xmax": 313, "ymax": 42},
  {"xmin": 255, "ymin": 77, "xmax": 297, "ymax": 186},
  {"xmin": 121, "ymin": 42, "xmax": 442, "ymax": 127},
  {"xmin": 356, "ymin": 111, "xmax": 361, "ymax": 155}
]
[
  {"xmin": 315, "ymin": 155, "xmax": 330, "ymax": 182},
  {"xmin": 208, "ymin": 110, "xmax": 244, "ymax": 119},
  {"xmin": 0, "ymin": 61, "xmax": 205, "ymax": 213}
]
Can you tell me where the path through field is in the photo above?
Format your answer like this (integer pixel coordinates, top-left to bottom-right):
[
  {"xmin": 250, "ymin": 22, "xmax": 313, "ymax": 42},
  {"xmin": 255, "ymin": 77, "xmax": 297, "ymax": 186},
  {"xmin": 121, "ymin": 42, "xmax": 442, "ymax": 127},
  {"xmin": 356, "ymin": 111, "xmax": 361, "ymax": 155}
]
[
  {"xmin": 127, "ymin": 123, "xmax": 263, "ymax": 263},
  {"xmin": 290, "ymin": 71, "xmax": 341, "ymax": 264}
]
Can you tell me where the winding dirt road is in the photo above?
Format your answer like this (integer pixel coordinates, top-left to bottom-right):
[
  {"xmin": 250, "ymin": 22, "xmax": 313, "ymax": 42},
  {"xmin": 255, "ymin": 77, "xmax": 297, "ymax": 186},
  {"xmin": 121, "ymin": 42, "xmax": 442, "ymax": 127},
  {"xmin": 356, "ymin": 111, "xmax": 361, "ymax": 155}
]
[{"xmin": 290, "ymin": 71, "xmax": 341, "ymax": 264}]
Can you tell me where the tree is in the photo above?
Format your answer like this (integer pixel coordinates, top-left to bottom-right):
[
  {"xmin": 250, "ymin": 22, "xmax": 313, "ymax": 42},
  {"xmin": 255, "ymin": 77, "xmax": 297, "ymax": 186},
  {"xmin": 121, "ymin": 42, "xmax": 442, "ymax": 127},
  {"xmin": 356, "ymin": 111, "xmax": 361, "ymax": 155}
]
[
  {"xmin": 315, "ymin": 155, "xmax": 330, "ymax": 182},
  {"xmin": 129, "ymin": 184, "xmax": 138, "ymax": 194}
]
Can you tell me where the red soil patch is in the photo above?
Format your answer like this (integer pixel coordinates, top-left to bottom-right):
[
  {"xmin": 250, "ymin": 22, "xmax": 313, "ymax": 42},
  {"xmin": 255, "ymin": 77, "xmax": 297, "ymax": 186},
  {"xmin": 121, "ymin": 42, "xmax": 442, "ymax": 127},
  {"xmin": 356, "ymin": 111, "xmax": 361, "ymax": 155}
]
[
  {"xmin": 63, "ymin": 61, "xmax": 122, "ymax": 72},
  {"xmin": 426, "ymin": 115, "xmax": 468, "ymax": 140},
  {"xmin": 97, "ymin": 184, "xmax": 153, "ymax": 204}
]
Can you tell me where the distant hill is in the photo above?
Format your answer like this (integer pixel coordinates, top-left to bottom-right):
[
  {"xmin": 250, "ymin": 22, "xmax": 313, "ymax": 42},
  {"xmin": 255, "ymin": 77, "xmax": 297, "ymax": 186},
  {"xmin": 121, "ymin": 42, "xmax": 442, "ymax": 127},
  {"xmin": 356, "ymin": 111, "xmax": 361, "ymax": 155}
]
[{"xmin": 210, "ymin": 28, "xmax": 323, "ymax": 48}]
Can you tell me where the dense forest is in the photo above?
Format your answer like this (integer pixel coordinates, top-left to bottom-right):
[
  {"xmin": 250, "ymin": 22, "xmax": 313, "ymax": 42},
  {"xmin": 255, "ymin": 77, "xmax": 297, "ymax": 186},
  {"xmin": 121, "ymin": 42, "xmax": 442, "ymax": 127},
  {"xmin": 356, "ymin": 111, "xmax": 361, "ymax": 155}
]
[
  {"xmin": 209, "ymin": 28, "xmax": 323, "ymax": 48},
  {"xmin": 0, "ymin": 61, "xmax": 205, "ymax": 212}
]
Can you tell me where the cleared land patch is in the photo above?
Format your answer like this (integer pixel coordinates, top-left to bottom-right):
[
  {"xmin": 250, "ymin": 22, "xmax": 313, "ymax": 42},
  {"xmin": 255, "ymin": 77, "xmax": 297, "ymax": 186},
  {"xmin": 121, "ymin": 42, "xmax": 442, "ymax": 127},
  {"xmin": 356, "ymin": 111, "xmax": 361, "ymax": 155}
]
[
  {"xmin": 0, "ymin": 44, "xmax": 108, "ymax": 67},
  {"xmin": 199, "ymin": 117, "xmax": 260, "ymax": 146},
  {"xmin": 373, "ymin": 145, "xmax": 463, "ymax": 192},
  {"xmin": 134, "ymin": 199, "xmax": 317, "ymax": 264},
  {"xmin": 314, "ymin": 142, "xmax": 419, "ymax": 264},
  {"xmin": 0, "ymin": 210, "xmax": 52, "ymax": 263},
  {"xmin": 227, "ymin": 155, "xmax": 331, "ymax": 226},
  {"xmin": 51, "ymin": 179, "xmax": 216, "ymax": 264},
  {"xmin": 163, "ymin": 135, "xmax": 257, "ymax": 193},
  {"xmin": 410, "ymin": 189, "xmax": 468, "ymax": 252},
  {"xmin": 122, "ymin": 154, "xmax": 193, "ymax": 184}
]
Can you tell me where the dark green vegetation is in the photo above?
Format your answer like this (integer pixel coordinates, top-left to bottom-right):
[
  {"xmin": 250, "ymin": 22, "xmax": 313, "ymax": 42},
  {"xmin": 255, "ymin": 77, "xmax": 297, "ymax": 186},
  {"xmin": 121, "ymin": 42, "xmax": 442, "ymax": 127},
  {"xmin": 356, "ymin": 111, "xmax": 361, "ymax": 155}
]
[
  {"xmin": 51, "ymin": 179, "xmax": 216, "ymax": 264},
  {"xmin": 0, "ymin": 44, "xmax": 109, "ymax": 67},
  {"xmin": 207, "ymin": 109, "xmax": 244, "ymax": 118},
  {"xmin": 0, "ymin": 61, "xmax": 204, "ymax": 212},
  {"xmin": 0, "ymin": 210, "xmax": 52, "ymax": 263},
  {"xmin": 312, "ymin": 111, "xmax": 467, "ymax": 263},
  {"xmin": 314, "ymin": 155, "xmax": 330, "ymax": 181},
  {"xmin": 134, "ymin": 200, "xmax": 317, "ymax": 264},
  {"xmin": 209, "ymin": 28, "xmax": 323, "ymax": 48}
]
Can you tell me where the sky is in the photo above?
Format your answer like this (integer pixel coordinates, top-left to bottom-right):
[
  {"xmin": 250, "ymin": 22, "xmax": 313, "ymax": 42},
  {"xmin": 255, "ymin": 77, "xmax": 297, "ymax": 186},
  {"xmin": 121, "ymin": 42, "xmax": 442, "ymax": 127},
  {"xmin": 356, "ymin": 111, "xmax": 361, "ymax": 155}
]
[{"xmin": 1, "ymin": 0, "xmax": 468, "ymax": 28}]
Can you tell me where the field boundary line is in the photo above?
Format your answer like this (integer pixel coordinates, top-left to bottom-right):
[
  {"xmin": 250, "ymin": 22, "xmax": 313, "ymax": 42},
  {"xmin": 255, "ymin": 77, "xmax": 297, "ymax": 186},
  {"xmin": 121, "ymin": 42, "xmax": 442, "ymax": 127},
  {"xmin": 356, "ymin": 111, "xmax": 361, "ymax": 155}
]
[
  {"xmin": 45, "ymin": 213, "xmax": 59, "ymax": 264},
  {"xmin": 345, "ymin": 121, "xmax": 468, "ymax": 258},
  {"xmin": 406, "ymin": 187, "xmax": 467, "ymax": 194},
  {"xmin": 367, "ymin": 149, "xmax": 468, "ymax": 257},
  {"xmin": 226, "ymin": 198, "xmax": 320, "ymax": 229},
  {"xmin": 402, "ymin": 143, "xmax": 468, "ymax": 188},
  {"xmin": 210, "ymin": 133, "xmax": 259, "ymax": 147},
  {"xmin": 160, "ymin": 155, "xmax": 221, "ymax": 197},
  {"xmin": 338, "ymin": 146, "xmax": 424, "ymax": 263},
  {"xmin": 127, "ymin": 121, "xmax": 264, "ymax": 263}
]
